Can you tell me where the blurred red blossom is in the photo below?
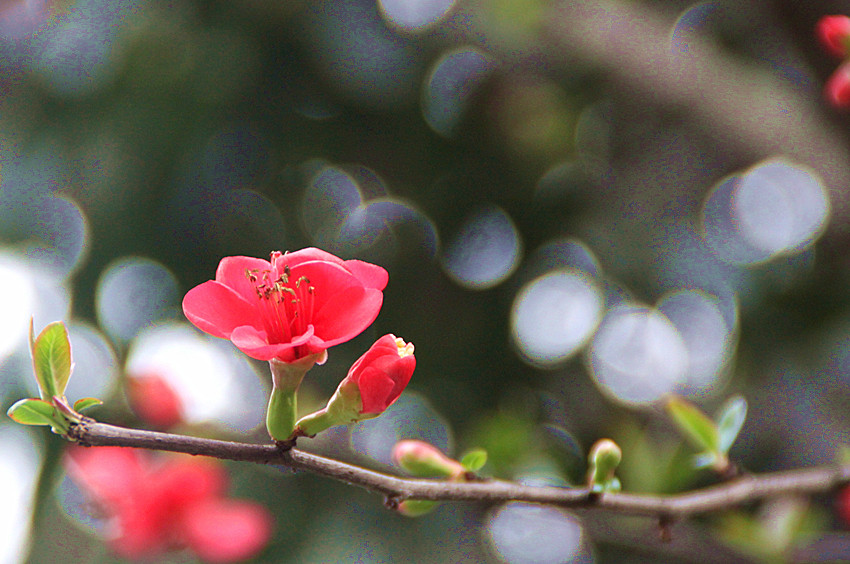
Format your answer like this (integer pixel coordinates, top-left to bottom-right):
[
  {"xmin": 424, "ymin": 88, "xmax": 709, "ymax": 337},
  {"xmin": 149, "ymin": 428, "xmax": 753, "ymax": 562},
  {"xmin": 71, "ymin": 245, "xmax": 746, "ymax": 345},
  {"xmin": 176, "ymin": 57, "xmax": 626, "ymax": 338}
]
[
  {"xmin": 825, "ymin": 63, "xmax": 850, "ymax": 109},
  {"xmin": 816, "ymin": 15, "xmax": 850, "ymax": 59},
  {"xmin": 182, "ymin": 248, "xmax": 387, "ymax": 363},
  {"xmin": 64, "ymin": 447, "xmax": 272, "ymax": 562},
  {"xmin": 126, "ymin": 373, "xmax": 184, "ymax": 429}
]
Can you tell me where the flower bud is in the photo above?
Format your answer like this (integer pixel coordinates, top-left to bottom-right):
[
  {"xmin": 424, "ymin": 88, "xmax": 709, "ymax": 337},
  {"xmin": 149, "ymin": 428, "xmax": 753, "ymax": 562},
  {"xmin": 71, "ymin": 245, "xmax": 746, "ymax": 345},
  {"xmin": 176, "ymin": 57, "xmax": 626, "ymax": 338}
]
[
  {"xmin": 392, "ymin": 440, "xmax": 465, "ymax": 479},
  {"xmin": 817, "ymin": 15, "xmax": 850, "ymax": 59},
  {"xmin": 587, "ymin": 438, "xmax": 622, "ymax": 493},
  {"xmin": 295, "ymin": 335, "xmax": 415, "ymax": 436}
]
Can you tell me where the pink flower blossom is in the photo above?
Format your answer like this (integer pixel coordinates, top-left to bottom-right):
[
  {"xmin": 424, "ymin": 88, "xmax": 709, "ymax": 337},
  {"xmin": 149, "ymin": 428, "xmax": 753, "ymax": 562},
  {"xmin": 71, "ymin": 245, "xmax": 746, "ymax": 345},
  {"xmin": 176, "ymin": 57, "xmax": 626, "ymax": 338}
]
[
  {"xmin": 825, "ymin": 63, "xmax": 850, "ymax": 109},
  {"xmin": 817, "ymin": 15, "xmax": 850, "ymax": 59},
  {"xmin": 126, "ymin": 373, "xmax": 183, "ymax": 429},
  {"xmin": 182, "ymin": 248, "xmax": 388, "ymax": 363},
  {"xmin": 64, "ymin": 447, "xmax": 272, "ymax": 562}
]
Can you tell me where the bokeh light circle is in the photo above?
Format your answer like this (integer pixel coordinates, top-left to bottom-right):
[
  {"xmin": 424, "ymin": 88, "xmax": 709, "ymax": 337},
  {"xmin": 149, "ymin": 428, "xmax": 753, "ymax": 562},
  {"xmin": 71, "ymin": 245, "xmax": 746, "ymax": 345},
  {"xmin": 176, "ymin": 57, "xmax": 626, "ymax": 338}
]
[
  {"xmin": 422, "ymin": 47, "xmax": 494, "ymax": 137},
  {"xmin": 378, "ymin": 0, "xmax": 456, "ymax": 32},
  {"xmin": 511, "ymin": 270, "xmax": 603, "ymax": 367},
  {"xmin": 126, "ymin": 324, "xmax": 267, "ymax": 432},
  {"xmin": 0, "ymin": 425, "xmax": 42, "ymax": 564},
  {"xmin": 442, "ymin": 205, "xmax": 522, "ymax": 290},
  {"xmin": 657, "ymin": 290, "xmax": 736, "ymax": 394},
  {"xmin": 486, "ymin": 503, "xmax": 590, "ymax": 564},
  {"xmin": 350, "ymin": 393, "xmax": 452, "ymax": 467},
  {"xmin": 702, "ymin": 159, "xmax": 829, "ymax": 264},
  {"xmin": 588, "ymin": 305, "xmax": 688, "ymax": 405},
  {"xmin": 96, "ymin": 257, "xmax": 180, "ymax": 344}
]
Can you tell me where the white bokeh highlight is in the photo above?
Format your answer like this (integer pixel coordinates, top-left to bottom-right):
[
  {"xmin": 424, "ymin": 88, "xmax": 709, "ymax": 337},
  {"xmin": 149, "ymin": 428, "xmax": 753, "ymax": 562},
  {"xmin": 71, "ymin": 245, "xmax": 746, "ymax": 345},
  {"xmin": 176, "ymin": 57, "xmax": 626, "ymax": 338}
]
[
  {"xmin": 702, "ymin": 159, "xmax": 829, "ymax": 264},
  {"xmin": 125, "ymin": 324, "xmax": 267, "ymax": 432},
  {"xmin": 96, "ymin": 257, "xmax": 180, "ymax": 344},
  {"xmin": 512, "ymin": 270, "xmax": 603, "ymax": 366},
  {"xmin": 658, "ymin": 290, "xmax": 736, "ymax": 394},
  {"xmin": 0, "ymin": 425, "xmax": 42, "ymax": 564},
  {"xmin": 442, "ymin": 205, "xmax": 522, "ymax": 290},
  {"xmin": 378, "ymin": 0, "xmax": 456, "ymax": 31},
  {"xmin": 589, "ymin": 305, "xmax": 689, "ymax": 405},
  {"xmin": 486, "ymin": 503, "xmax": 590, "ymax": 564}
]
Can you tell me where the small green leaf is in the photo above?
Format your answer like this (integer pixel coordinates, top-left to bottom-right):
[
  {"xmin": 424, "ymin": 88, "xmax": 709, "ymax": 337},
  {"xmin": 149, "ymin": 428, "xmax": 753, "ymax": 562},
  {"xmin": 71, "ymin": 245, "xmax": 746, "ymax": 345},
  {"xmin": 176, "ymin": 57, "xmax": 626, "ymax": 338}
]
[
  {"xmin": 665, "ymin": 395, "xmax": 720, "ymax": 454},
  {"xmin": 73, "ymin": 397, "xmax": 103, "ymax": 412},
  {"xmin": 7, "ymin": 398, "xmax": 59, "ymax": 426},
  {"xmin": 716, "ymin": 395, "xmax": 747, "ymax": 454},
  {"xmin": 460, "ymin": 448, "xmax": 488, "ymax": 472},
  {"xmin": 31, "ymin": 321, "xmax": 73, "ymax": 401}
]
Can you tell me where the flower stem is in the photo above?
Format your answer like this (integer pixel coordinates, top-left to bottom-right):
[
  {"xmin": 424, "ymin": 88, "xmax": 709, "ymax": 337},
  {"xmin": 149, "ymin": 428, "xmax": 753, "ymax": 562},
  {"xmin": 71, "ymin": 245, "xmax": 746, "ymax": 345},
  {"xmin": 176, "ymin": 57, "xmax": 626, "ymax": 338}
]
[
  {"xmin": 265, "ymin": 355, "xmax": 324, "ymax": 442},
  {"xmin": 267, "ymin": 384, "xmax": 297, "ymax": 441}
]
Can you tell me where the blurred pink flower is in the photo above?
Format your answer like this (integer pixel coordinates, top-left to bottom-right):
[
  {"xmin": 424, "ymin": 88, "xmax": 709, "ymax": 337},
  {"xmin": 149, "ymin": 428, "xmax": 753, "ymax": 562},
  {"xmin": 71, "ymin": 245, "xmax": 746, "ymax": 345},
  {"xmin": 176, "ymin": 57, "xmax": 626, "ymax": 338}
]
[
  {"xmin": 825, "ymin": 63, "xmax": 850, "ymax": 109},
  {"xmin": 126, "ymin": 373, "xmax": 184, "ymax": 429},
  {"xmin": 182, "ymin": 248, "xmax": 387, "ymax": 363},
  {"xmin": 816, "ymin": 15, "xmax": 850, "ymax": 58},
  {"xmin": 65, "ymin": 447, "xmax": 272, "ymax": 562}
]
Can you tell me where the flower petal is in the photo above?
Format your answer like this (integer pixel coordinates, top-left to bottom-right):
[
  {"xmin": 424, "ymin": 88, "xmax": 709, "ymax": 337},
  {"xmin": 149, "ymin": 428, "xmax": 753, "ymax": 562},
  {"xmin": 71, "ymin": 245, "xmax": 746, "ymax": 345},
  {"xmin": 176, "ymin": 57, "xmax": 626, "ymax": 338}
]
[
  {"xmin": 215, "ymin": 256, "xmax": 272, "ymax": 300},
  {"xmin": 311, "ymin": 287, "xmax": 384, "ymax": 346},
  {"xmin": 356, "ymin": 367, "xmax": 398, "ymax": 413},
  {"xmin": 344, "ymin": 259, "xmax": 389, "ymax": 290},
  {"xmin": 230, "ymin": 324, "xmax": 315, "ymax": 361},
  {"xmin": 181, "ymin": 499, "xmax": 273, "ymax": 563},
  {"xmin": 182, "ymin": 281, "xmax": 259, "ymax": 339}
]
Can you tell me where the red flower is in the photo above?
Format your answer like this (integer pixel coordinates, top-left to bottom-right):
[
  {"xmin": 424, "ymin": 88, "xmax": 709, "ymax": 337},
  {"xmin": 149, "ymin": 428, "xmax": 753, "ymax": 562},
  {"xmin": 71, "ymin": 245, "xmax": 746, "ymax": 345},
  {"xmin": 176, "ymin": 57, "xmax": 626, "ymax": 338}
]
[
  {"xmin": 182, "ymin": 248, "xmax": 388, "ymax": 363},
  {"xmin": 817, "ymin": 15, "xmax": 850, "ymax": 58},
  {"xmin": 64, "ymin": 447, "xmax": 273, "ymax": 562},
  {"xmin": 344, "ymin": 334, "xmax": 416, "ymax": 414},
  {"xmin": 825, "ymin": 63, "xmax": 850, "ymax": 108}
]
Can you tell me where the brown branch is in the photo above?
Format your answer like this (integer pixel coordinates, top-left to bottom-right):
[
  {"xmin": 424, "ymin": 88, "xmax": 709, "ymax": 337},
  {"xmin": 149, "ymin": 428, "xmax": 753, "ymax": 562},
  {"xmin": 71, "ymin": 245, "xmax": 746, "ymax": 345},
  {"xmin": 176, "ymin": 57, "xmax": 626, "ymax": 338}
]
[{"xmin": 67, "ymin": 419, "xmax": 850, "ymax": 519}]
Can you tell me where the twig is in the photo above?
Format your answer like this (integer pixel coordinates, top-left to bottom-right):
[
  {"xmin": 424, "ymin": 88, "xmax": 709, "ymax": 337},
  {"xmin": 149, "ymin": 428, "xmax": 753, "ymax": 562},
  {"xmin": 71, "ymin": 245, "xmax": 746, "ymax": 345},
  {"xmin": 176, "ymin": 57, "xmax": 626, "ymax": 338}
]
[{"xmin": 67, "ymin": 419, "xmax": 850, "ymax": 519}]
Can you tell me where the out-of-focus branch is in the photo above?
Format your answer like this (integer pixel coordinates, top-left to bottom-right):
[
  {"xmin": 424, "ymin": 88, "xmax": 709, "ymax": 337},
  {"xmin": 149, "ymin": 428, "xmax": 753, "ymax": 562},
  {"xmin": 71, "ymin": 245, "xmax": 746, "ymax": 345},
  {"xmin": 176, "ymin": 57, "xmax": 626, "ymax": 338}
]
[
  {"xmin": 68, "ymin": 419, "xmax": 850, "ymax": 519},
  {"xmin": 448, "ymin": 0, "xmax": 850, "ymax": 226}
]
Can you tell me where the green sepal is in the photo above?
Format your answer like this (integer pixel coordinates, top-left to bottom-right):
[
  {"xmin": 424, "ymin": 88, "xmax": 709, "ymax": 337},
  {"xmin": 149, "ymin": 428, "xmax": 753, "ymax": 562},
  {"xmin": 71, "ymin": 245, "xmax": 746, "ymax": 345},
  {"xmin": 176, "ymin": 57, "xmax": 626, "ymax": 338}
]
[
  {"xmin": 30, "ymin": 321, "xmax": 73, "ymax": 402},
  {"xmin": 397, "ymin": 499, "xmax": 440, "ymax": 517},
  {"xmin": 73, "ymin": 397, "xmax": 103, "ymax": 413},
  {"xmin": 665, "ymin": 395, "xmax": 719, "ymax": 454},
  {"xmin": 460, "ymin": 448, "xmax": 488, "ymax": 473},
  {"xmin": 7, "ymin": 398, "xmax": 64, "ymax": 428},
  {"xmin": 590, "ymin": 476, "xmax": 621, "ymax": 494},
  {"xmin": 716, "ymin": 395, "xmax": 747, "ymax": 454}
]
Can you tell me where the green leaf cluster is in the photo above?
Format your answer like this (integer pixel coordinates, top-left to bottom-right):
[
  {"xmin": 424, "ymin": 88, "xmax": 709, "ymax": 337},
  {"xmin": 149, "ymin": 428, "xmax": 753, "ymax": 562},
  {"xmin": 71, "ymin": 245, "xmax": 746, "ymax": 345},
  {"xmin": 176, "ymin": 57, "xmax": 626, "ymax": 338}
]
[
  {"xmin": 665, "ymin": 395, "xmax": 747, "ymax": 473},
  {"xmin": 6, "ymin": 321, "xmax": 102, "ymax": 434}
]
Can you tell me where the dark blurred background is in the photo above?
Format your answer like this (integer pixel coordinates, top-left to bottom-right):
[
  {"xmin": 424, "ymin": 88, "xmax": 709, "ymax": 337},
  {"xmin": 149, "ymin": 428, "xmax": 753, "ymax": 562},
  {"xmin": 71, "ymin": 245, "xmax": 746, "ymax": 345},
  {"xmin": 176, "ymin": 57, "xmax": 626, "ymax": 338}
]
[{"xmin": 3, "ymin": 0, "xmax": 850, "ymax": 562}]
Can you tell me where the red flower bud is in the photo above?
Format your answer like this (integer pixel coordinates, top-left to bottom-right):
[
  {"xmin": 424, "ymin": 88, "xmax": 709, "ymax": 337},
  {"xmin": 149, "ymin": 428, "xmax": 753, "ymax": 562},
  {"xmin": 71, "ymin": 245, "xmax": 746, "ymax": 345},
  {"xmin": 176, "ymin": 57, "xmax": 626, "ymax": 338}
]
[
  {"xmin": 344, "ymin": 334, "xmax": 416, "ymax": 414},
  {"xmin": 295, "ymin": 334, "xmax": 415, "ymax": 436},
  {"xmin": 817, "ymin": 15, "xmax": 850, "ymax": 59},
  {"xmin": 825, "ymin": 63, "xmax": 850, "ymax": 109}
]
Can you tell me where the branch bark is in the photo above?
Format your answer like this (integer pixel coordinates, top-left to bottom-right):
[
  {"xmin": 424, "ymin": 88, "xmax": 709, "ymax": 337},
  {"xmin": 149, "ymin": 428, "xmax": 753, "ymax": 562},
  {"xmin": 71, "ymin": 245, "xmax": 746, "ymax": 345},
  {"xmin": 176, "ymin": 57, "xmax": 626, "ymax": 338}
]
[{"xmin": 67, "ymin": 419, "xmax": 850, "ymax": 519}]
